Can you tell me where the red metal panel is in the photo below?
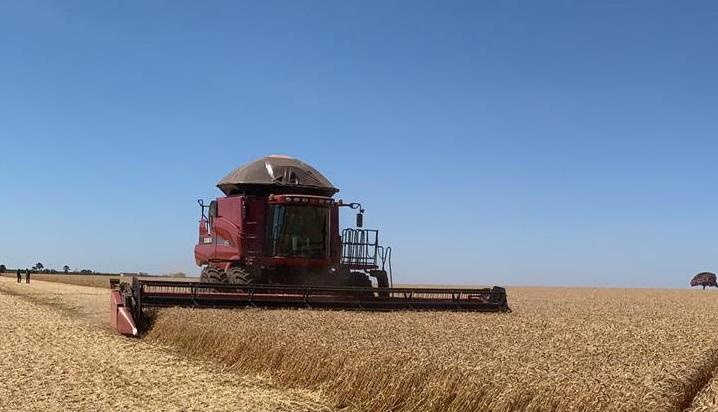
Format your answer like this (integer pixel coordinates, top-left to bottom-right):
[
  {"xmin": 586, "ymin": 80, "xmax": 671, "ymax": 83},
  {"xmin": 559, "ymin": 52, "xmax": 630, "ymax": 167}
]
[
  {"xmin": 243, "ymin": 196, "xmax": 267, "ymax": 263},
  {"xmin": 116, "ymin": 307, "xmax": 138, "ymax": 336},
  {"xmin": 213, "ymin": 196, "xmax": 243, "ymax": 262},
  {"xmin": 110, "ymin": 291, "xmax": 120, "ymax": 330},
  {"xmin": 217, "ymin": 197, "xmax": 242, "ymax": 224},
  {"xmin": 110, "ymin": 290, "xmax": 138, "ymax": 336}
]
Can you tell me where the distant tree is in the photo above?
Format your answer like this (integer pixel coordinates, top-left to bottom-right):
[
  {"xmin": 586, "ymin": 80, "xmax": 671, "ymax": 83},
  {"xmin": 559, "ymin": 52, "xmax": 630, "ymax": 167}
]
[
  {"xmin": 80, "ymin": 269, "xmax": 93, "ymax": 274},
  {"xmin": 0, "ymin": 264, "xmax": 6, "ymax": 273},
  {"xmin": 34, "ymin": 262, "xmax": 44, "ymax": 271},
  {"xmin": 63, "ymin": 265, "xmax": 70, "ymax": 273}
]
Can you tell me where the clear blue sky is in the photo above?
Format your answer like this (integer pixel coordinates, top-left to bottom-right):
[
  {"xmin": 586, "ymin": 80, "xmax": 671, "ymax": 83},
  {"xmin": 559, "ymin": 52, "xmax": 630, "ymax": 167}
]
[{"xmin": 1, "ymin": 1, "xmax": 716, "ymax": 287}]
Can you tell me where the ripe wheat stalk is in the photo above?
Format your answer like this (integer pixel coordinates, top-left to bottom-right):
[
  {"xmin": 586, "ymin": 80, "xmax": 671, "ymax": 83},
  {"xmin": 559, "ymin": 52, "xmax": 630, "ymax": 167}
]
[{"xmin": 145, "ymin": 287, "xmax": 718, "ymax": 411}]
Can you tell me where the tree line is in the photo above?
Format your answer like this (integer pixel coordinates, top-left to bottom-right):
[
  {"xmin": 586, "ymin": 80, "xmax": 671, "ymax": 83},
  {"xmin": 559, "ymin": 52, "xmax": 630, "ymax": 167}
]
[{"xmin": 0, "ymin": 263, "xmax": 99, "ymax": 274}]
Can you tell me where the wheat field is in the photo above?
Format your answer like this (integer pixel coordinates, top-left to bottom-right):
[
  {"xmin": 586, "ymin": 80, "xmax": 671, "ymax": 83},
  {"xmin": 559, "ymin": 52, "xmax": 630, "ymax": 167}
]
[
  {"xmin": 4, "ymin": 274, "xmax": 718, "ymax": 411},
  {"xmin": 146, "ymin": 287, "xmax": 718, "ymax": 412}
]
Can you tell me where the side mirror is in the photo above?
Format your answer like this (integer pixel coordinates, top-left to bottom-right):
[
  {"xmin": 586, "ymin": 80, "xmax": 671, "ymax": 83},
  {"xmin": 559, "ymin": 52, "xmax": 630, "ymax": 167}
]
[{"xmin": 356, "ymin": 213, "xmax": 363, "ymax": 228}]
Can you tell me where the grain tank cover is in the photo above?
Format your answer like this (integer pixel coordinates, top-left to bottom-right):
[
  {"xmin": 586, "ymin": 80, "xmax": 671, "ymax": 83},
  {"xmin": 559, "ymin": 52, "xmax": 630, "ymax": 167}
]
[{"xmin": 217, "ymin": 155, "xmax": 339, "ymax": 196}]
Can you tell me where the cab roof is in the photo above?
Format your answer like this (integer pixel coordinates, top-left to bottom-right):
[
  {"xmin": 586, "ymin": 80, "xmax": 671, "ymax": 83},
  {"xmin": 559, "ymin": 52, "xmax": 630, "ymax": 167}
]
[{"xmin": 217, "ymin": 155, "xmax": 339, "ymax": 197}]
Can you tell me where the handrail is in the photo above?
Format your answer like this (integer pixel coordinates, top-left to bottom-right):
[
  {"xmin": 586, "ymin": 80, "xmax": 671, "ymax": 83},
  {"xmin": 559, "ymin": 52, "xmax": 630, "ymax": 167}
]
[
  {"xmin": 341, "ymin": 228, "xmax": 380, "ymax": 267},
  {"xmin": 377, "ymin": 245, "xmax": 393, "ymax": 287}
]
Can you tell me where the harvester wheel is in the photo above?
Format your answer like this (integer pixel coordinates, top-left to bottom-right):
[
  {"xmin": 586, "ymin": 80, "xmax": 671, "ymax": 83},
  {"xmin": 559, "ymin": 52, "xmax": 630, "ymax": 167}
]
[
  {"xmin": 199, "ymin": 267, "xmax": 212, "ymax": 283},
  {"xmin": 207, "ymin": 269, "xmax": 226, "ymax": 283},
  {"xmin": 348, "ymin": 272, "xmax": 374, "ymax": 298},
  {"xmin": 349, "ymin": 272, "xmax": 372, "ymax": 288},
  {"xmin": 370, "ymin": 270, "xmax": 390, "ymax": 297},
  {"xmin": 227, "ymin": 266, "xmax": 254, "ymax": 285}
]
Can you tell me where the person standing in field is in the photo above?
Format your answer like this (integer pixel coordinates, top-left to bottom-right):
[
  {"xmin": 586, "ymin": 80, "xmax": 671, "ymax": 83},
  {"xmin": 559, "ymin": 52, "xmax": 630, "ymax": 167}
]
[
  {"xmin": 25, "ymin": 269, "xmax": 30, "ymax": 284},
  {"xmin": 16, "ymin": 269, "xmax": 21, "ymax": 283}
]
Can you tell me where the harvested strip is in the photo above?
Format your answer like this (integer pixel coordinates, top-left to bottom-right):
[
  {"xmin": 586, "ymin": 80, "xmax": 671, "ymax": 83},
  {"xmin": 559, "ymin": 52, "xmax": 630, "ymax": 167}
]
[
  {"xmin": 0, "ymin": 276, "xmax": 110, "ymax": 326},
  {"xmin": 0, "ymin": 272, "xmax": 119, "ymax": 288},
  {"xmin": 0, "ymin": 289, "xmax": 331, "ymax": 412}
]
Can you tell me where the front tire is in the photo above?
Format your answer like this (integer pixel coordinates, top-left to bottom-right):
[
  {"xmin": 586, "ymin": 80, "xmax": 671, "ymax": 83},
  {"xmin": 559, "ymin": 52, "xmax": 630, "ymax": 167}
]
[
  {"xmin": 201, "ymin": 267, "xmax": 226, "ymax": 283},
  {"xmin": 200, "ymin": 266, "xmax": 217, "ymax": 283},
  {"xmin": 370, "ymin": 270, "xmax": 390, "ymax": 297},
  {"xmin": 349, "ymin": 272, "xmax": 372, "ymax": 287},
  {"xmin": 227, "ymin": 266, "xmax": 255, "ymax": 285}
]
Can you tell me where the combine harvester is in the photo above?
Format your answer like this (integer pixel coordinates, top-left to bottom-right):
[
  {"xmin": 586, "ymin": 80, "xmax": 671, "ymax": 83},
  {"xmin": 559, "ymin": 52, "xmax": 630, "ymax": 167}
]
[{"xmin": 111, "ymin": 155, "xmax": 510, "ymax": 335}]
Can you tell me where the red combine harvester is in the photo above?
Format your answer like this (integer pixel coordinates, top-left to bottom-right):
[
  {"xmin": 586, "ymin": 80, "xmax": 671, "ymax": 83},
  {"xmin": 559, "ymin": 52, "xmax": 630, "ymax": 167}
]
[
  {"xmin": 110, "ymin": 155, "xmax": 509, "ymax": 336},
  {"xmin": 195, "ymin": 154, "xmax": 391, "ymax": 288}
]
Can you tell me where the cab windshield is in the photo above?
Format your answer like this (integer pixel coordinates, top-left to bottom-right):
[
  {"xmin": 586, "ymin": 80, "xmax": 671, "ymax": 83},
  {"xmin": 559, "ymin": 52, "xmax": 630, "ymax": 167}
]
[{"xmin": 268, "ymin": 205, "xmax": 329, "ymax": 258}]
